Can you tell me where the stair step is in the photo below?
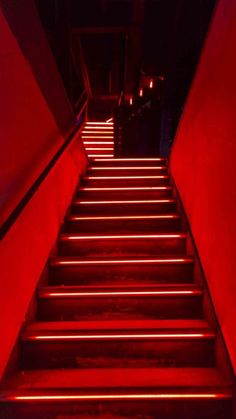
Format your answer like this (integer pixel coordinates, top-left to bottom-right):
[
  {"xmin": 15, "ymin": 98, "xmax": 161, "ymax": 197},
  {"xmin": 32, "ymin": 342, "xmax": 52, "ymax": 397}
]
[
  {"xmin": 65, "ymin": 213, "xmax": 182, "ymax": 233},
  {"xmin": 49, "ymin": 256, "xmax": 194, "ymax": 285},
  {"xmin": 90, "ymin": 157, "xmax": 167, "ymax": 166},
  {"xmin": 1, "ymin": 367, "xmax": 230, "ymax": 389},
  {"xmin": 82, "ymin": 174, "xmax": 170, "ymax": 187},
  {"xmin": 58, "ymin": 233, "xmax": 187, "ymax": 256},
  {"xmin": 77, "ymin": 185, "xmax": 173, "ymax": 199},
  {"xmin": 1, "ymin": 369, "xmax": 231, "ymax": 418},
  {"xmin": 71, "ymin": 198, "xmax": 177, "ymax": 215},
  {"xmin": 87, "ymin": 166, "xmax": 168, "ymax": 177},
  {"xmin": 20, "ymin": 320, "xmax": 215, "ymax": 369},
  {"xmin": 37, "ymin": 284, "xmax": 203, "ymax": 321}
]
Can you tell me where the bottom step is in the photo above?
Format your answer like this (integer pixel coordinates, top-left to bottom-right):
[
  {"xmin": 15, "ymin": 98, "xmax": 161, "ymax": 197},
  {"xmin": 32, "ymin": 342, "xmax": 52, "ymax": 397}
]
[{"xmin": 0, "ymin": 368, "xmax": 232, "ymax": 419}]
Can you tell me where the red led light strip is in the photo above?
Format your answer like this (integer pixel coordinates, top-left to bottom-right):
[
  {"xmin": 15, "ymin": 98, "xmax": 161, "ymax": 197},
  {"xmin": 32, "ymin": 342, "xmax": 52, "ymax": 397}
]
[
  {"xmin": 90, "ymin": 166, "xmax": 166, "ymax": 170},
  {"xmin": 76, "ymin": 199, "xmax": 174, "ymax": 204},
  {"xmin": 82, "ymin": 136, "xmax": 114, "ymax": 139},
  {"xmin": 11, "ymin": 392, "xmax": 230, "ymax": 401},
  {"xmin": 82, "ymin": 131, "xmax": 114, "ymax": 134},
  {"xmin": 83, "ymin": 142, "xmax": 114, "ymax": 145},
  {"xmin": 54, "ymin": 258, "xmax": 191, "ymax": 265},
  {"xmin": 45, "ymin": 290, "xmax": 200, "ymax": 297},
  {"xmin": 63, "ymin": 234, "xmax": 185, "ymax": 240},
  {"xmin": 27, "ymin": 332, "xmax": 214, "ymax": 341},
  {"xmin": 69, "ymin": 215, "xmax": 178, "ymax": 220},
  {"xmin": 86, "ymin": 122, "xmax": 113, "ymax": 125},
  {"xmin": 84, "ymin": 176, "xmax": 168, "ymax": 180},
  {"xmin": 80, "ymin": 186, "xmax": 170, "ymax": 191},
  {"xmin": 92, "ymin": 158, "xmax": 165, "ymax": 162}
]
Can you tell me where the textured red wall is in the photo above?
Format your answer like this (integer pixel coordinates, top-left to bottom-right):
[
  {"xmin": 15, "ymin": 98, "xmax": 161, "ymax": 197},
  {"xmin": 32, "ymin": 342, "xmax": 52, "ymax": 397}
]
[
  {"xmin": 0, "ymin": 8, "xmax": 87, "ymax": 378},
  {"xmin": 170, "ymin": 0, "xmax": 236, "ymax": 372}
]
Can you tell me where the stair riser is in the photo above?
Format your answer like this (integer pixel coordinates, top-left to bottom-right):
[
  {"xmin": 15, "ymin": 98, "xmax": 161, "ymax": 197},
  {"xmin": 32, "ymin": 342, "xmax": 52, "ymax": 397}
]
[
  {"xmin": 1, "ymin": 399, "xmax": 231, "ymax": 419},
  {"xmin": 20, "ymin": 339, "xmax": 215, "ymax": 369},
  {"xmin": 64, "ymin": 217, "xmax": 182, "ymax": 233},
  {"xmin": 77, "ymin": 189, "xmax": 173, "ymax": 200},
  {"xmin": 49, "ymin": 263, "xmax": 194, "ymax": 285},
  {"xmin": 58, "ymin": 237, "xmax": 186, "ymax": 257},
  {"xmin": 83, "ymin": 143, "xmax": 114, "ymax": 148},
  {"xmin": 71, "ymin": 201, "xmax": 177, "ymax": 216},
  {"xmin": 87, "ymin": 168, "xmax": 168, "ymax": 176},
  {"xmin": 37, "ymin": 295, "xmax": 203, "ymax": 321},
  {"xmin": 82, "ymin": 178, "xmax": 170, "ymax": 187},
  {"xmin": 90, "ymin": 159, "xmax": 166, "ymax": 166}
]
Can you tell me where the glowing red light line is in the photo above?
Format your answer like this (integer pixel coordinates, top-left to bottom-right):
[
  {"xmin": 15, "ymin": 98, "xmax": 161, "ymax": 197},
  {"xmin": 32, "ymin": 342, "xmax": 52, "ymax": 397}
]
[
  {"xmin": 54, "ymin": 258, "xmax": 191, "ymax": 265},
  {"xmin": 29, "ymin": 332, "xmax": 213, "ymax": 341},
  {"xmin": 81, "ymin": 186, "xmax": 170, "ymax": 191},
  {"xmin": 82, "ymin": 136, "xmax": 114, "ymax": 139},
  {"xmin": 82, "ymin": 131, "xmax": 114, "ymax": 134},
  {"xmin": 83, "ymin": 142, "xmax": 114, "ymax": 145},
  {"xmin": 46, "ymin": 290, "xmax": 198, "ymax": 297},
  {"xmin": 90, "ymin": 166, "xmax": 166, "ymax": 170},
  {"xmin": 84, "ymin": 176, "xmax": 168, "ymax": 180},
  {"xmin": 63, "ymin": 234, "xmax": 185, "ymax": 240},
  {"xmin": 69, "ymin": 215, "xmax": 178, "ymax": 220},
  {"xmin": 76, "ymin": 199, "xmax": 174, "ymax": 204},
  {"xmin": 86, "ymin": 122, "xmax": 113, "ymax": 125},
  {"xmin": 92, "ymin": 158, "xmax": 165, "ymax": 162},
  {"xmin": 12, "ymin": 393, "xmax": 229, "ymax": 401}
]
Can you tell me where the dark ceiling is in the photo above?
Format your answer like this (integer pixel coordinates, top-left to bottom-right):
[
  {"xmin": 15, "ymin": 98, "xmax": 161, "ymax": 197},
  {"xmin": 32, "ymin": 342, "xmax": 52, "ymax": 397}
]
[{"xmin": 36, "ymin": 0, "xmax": 216, "ymax": 134}]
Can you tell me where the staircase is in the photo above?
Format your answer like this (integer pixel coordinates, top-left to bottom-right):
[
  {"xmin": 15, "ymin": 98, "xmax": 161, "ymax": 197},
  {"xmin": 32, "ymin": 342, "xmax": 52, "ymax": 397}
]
[
  {"xmin": 82, "ymin": 120, "xmax": 114, "ymax": 158},
  {"xmin": 0, "ymin": 122, "xmax": 233, "ymax": 418}
]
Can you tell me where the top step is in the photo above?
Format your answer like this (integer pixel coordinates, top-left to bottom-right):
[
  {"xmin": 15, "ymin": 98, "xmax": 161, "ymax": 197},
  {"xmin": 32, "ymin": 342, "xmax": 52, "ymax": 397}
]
[{"xmin": 90, "ymin": 158, "xmax": 167, "ymax": 167}]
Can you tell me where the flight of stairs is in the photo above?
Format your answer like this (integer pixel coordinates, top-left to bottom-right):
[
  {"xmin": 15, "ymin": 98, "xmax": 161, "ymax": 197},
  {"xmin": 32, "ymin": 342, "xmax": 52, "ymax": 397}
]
[
  {"xmin": 0, "ymin": 125, "xmax": 233, "ymax": 418},
  {"xmin": 82, "ymin": 120, "xmax": 114, "ymax": 158}
]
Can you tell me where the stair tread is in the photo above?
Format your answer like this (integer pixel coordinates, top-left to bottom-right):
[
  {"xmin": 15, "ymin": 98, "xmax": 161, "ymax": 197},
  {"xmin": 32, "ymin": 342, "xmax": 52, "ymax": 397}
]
[
  {"xmin": 2, "ymin": 368, "xmax": 231, "ymax": 391},
  {"xmin": 23, "ymin": 319, "xmax": 211, "ymax": 333},
  {"xmin": 38, "ymin": 283, "xmax": 203, "ymax": 298}
]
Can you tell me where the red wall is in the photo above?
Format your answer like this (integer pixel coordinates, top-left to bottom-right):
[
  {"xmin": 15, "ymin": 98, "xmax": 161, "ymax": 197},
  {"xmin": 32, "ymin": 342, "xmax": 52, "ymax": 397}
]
[
  {"xmin": 0, "ymin": 8, "xmax": 88, "ymax": 378},
  {"xmin": 0, "ymin": 7, "xmax": 74, "ymax": 226},
  {"xmin": 170, "ymin": 0, "xmax": 236, "ymax": 372}
]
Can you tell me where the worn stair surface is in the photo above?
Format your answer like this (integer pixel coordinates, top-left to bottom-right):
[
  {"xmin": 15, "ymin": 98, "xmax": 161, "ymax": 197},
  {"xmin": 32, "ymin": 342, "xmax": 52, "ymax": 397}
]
[{"xmin": 0, "ymin": 125, "xmax": 233, "ymax": 418}]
